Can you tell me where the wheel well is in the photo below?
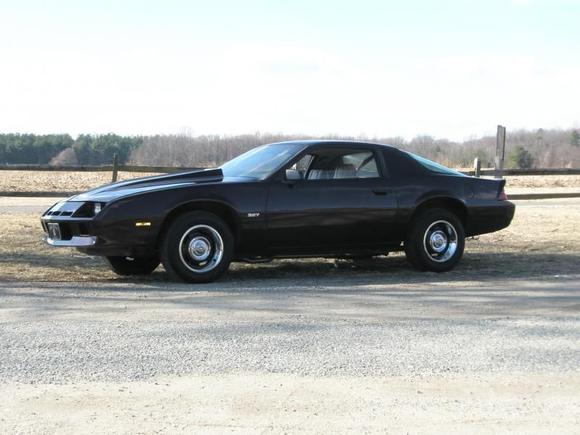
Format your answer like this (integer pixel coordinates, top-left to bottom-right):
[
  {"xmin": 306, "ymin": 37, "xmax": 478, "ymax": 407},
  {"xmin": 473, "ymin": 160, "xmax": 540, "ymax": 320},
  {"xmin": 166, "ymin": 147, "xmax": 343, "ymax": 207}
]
[
  {"xmin": 158, "ymin": 201, "xmax": 241, "ymax": 247},
  {"xmin": 411, "ymin": 197, "xmax": 468, "ymax": 227}
]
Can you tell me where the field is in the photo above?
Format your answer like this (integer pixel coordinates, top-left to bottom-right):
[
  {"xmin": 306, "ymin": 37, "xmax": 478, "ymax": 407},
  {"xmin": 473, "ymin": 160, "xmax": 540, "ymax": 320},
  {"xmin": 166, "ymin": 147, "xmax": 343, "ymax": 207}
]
[
  {"xmin": 1, "ymin": 170, "xmax": 580, "ymax": 194},
  {"xmin": 0, "ymin": 170, "xmax": 159, "ymax": 193},
  {"xmin": 1, "ymin": 197, "xmax": 580, "ymax": 282}
]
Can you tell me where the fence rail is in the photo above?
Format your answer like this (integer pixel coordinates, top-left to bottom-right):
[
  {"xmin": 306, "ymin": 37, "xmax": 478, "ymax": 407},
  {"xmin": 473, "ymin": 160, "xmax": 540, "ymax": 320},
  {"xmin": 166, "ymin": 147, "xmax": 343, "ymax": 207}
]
[
  {"xmin": 1, "ymin": 164, "xmax": 580, "ymax": 178},
  {"xmin": 462, "ymin": 168, "xmax": 580, "ymax": 176},
  {"xmin": 0, "ymin": 164, "xmax": 202, "ymax": 173}
]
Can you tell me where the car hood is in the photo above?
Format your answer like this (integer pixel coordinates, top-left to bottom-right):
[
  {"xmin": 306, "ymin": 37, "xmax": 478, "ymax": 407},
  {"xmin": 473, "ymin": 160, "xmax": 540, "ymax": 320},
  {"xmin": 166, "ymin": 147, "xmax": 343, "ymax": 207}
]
[{"xmin": 71, "ymin": 168, "xmax": 224, "ymax": 202}]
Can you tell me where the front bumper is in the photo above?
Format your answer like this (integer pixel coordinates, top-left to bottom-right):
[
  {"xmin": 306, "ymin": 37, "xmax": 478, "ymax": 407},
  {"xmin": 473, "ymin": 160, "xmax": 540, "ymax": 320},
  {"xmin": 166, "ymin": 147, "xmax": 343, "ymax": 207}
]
[
  {"xmin": 41, "ymin": 212, "xmax": 159, "ymax": 257},
  {"xmin": 44, "ymin": 235, "xmax": 97, "ymax": 247},
  {"xmin": 41, "ymin": 214, "xmax": 95, "ymax": 243}
]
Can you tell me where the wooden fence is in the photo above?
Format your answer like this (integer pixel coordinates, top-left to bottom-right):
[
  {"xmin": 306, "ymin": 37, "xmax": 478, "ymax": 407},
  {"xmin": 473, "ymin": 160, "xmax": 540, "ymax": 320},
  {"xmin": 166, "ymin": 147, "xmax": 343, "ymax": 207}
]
[
  {"xmin": 0, "ymin": 163, "xmax": 204, "ymax": 182},
  {"xmin": 1, "ymin": 161, "xmax": 580, "ymax": 182}
]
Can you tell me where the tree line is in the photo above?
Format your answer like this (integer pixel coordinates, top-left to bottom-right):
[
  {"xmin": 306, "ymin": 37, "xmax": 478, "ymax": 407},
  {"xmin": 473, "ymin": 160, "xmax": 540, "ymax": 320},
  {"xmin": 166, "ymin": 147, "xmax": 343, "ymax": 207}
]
[
  {"xmin": 0, "ymin": 133, "xmax": 142, "ymax": 166},
  {"xmin": 0, "ymin": 134, "xmax": 73, "ymax": 165},
  {"xmin": 1, "ymin": 129, "xmax": 579, "ymax": 169}
]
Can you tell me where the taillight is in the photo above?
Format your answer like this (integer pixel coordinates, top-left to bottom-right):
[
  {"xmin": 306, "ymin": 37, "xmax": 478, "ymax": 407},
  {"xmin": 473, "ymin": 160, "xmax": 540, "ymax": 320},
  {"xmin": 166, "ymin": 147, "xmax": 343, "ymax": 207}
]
[{"xmin": 498, "ymin": 188, "xmax": 508, "ymax": 201}]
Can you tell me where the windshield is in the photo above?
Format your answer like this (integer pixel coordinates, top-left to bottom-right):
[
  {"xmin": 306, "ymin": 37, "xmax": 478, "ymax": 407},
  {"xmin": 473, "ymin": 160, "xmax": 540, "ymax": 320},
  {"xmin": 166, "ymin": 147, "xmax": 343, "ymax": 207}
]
[
  {"xmin": 406, "ymin": 152, "xmax": 466, "ymax": 176},
  {"xmin": 220, "ymin": 143, "xmax": 305, "ymax": 180}
]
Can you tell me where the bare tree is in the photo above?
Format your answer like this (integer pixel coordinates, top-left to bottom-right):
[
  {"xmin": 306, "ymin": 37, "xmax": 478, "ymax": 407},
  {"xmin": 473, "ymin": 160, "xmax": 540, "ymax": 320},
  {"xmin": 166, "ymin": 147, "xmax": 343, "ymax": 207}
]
[
  {"xmin": 128, "ymin": 129, "xmax": 580, "ymax": 169},
  {"xmin": 49, "ymin": 147, "xmax": 78, "ymax": 166}
]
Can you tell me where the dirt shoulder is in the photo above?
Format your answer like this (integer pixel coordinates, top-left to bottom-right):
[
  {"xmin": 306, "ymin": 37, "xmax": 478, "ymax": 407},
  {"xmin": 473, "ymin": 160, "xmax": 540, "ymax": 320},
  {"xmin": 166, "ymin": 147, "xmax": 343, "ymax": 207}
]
[{"xmin": 2, "ymin": 373, "xmax": 579, "ymax": 434}]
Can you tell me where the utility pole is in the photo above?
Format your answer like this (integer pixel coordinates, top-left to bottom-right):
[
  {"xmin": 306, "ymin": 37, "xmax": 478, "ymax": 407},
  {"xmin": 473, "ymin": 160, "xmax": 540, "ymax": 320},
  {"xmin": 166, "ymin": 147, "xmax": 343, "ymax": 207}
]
[
  {"xmin": 112, "ymin": 153, "xmax": 119, "ymax": 182},
  {"xmin": 495, "ymin": 125, "xmax": 506, "ymax": 179},
  {"xmin": 473, "ymin": 157, "xmax": 481, "ymax": 178}
]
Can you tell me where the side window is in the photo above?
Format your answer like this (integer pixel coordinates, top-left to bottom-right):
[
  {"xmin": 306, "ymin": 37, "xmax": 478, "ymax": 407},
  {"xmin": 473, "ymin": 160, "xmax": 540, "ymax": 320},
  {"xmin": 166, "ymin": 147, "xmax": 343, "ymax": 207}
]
[
  {"xmin": 307, "ymin": 150, "xmax": 380, "ymax": 180},
  {"xmin": 342, "ymin": 152, "xmax": 379, "ymax": 178}
]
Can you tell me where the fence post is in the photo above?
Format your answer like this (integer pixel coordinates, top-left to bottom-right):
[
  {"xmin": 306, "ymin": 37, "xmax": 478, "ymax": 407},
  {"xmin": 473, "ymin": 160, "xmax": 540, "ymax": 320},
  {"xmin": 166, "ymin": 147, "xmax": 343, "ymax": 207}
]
[
  {"xmin": 495, "ymin": 125, "xmax": 506, "ymax": 179},
  {"xmin": 474, "ymin": 157, "xmax": 481, "ymax": 177},
  {"xmin": 111, "ymin": 153, "xmax": 119, "ymax": 182}
]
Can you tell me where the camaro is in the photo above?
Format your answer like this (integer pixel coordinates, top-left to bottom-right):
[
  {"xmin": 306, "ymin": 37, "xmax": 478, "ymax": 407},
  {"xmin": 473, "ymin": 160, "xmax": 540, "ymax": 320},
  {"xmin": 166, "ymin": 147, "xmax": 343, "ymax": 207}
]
[{"xmin": 41, "ymin": 140, "xmax": 515, "ymax": 283}]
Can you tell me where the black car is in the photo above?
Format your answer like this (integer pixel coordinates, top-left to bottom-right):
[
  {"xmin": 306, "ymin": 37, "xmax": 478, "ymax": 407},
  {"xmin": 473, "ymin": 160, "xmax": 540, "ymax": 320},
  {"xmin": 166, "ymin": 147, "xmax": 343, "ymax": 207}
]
[{"xmin": 41, "ymin": 140, "xmax": 515, "ymax": 283}]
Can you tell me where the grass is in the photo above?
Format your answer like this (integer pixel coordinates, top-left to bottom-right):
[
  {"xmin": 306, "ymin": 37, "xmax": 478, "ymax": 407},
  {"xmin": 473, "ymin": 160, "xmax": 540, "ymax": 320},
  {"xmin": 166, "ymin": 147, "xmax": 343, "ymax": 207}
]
[{"xmin": 1, "ymin": 199, "xmax": 579, "ymax": 282}]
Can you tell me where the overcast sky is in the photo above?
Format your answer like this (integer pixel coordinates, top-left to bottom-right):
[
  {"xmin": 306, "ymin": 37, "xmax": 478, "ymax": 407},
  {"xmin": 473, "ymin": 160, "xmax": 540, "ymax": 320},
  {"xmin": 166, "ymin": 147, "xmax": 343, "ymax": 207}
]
[{"xmin": 1, "ymin": 0, "xmax": 579, "ymax": 140}]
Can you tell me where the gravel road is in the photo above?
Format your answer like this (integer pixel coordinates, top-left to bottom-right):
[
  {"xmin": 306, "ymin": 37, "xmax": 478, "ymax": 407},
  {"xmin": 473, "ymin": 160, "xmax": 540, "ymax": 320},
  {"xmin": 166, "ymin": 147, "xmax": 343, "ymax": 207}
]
[
  {"xmin": 2, "ymin": 277, "xmax": 580, "ymax": 383},
  {"xmin": 2, "ymin": 275, "xmax": 580, "ymax": 433}
]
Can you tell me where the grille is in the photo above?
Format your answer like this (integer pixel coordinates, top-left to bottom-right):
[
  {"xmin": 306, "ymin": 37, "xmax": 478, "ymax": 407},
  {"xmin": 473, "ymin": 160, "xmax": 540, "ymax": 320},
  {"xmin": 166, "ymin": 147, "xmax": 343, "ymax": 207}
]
[{"xmin": 46, "ymin": 211, "xmax": 73, "ymax": 216}]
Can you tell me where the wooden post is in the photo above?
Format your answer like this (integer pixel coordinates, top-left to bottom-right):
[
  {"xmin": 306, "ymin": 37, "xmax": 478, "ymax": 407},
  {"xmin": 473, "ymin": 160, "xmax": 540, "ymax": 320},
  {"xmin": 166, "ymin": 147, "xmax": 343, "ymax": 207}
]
[
  {"xmin": 474, "ymin": 157, "xmax": 481, "ymax": 178},
  {"xmin": 111, "ymin": 153, "xmax": 119, "ymax": 182},
  {"xmin": 495, "ymin": 125, "xmax": 506, "ymax": 179}
]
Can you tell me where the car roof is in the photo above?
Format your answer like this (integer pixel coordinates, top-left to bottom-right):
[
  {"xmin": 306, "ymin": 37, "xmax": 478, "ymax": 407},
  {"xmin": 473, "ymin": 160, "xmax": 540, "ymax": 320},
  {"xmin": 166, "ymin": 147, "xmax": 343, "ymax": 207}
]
[{"xmin": 268, "ymin": 139, "xmax": 399, "ymax": 151}]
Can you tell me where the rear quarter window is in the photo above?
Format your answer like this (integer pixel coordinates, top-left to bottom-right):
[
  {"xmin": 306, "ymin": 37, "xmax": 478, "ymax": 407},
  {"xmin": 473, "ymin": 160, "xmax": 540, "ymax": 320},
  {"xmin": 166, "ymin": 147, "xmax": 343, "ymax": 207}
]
[
  {"xmin": 382, "ymin": 149, "xmax": 425, "ymax": 178},
  {"xmin": 406, "ymin": 152, "xmax": 466, "ymax": 177}
]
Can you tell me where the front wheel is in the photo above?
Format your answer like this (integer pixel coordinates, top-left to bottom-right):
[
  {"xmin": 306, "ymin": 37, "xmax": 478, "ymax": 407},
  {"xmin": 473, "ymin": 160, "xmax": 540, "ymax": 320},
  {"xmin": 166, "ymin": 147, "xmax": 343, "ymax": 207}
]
[
  {"xmin": 161, "ymin": 211, "xmax": 234, "ymax": 283},
  {"xmin": 106, "ymin": 255, "xmax": 160, "ymax": 276},
  {"xmin": 404, "ymin": 208, "xmax": 465, "ymax": 272}
]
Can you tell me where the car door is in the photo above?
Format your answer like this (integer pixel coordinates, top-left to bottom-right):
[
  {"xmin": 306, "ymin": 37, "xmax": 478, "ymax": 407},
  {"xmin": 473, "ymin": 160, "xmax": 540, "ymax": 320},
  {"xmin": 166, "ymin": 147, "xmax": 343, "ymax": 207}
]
[{"xmin": 265, "ymin": 146, "xmax": 399, "ymax": 254}]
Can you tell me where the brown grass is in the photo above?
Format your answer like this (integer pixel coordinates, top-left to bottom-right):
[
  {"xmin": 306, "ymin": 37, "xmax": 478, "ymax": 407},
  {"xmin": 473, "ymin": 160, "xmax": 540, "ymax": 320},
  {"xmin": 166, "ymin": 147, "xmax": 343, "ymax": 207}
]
[
  {"xmin": 1, "ymin": 199, "xmax": 579, "ymax": 282},
  {"xmin": 504, "ymin": 175, "xmax": 580, "ymax": 189},
  {"xmin": 0, "ymin": 171, "xmax": 161, "ymax": 193},
  {"xmin": 1, "ymin": 170, "xmax": 580, "ymax": 193}
]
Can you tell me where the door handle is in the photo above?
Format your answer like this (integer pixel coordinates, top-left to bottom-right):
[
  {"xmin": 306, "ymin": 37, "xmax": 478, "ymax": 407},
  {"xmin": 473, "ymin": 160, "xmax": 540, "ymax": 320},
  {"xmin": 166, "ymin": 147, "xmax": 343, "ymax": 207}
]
[{"xmin": 372, "ymin": 189, "xmax": 388, "ymax": 196}]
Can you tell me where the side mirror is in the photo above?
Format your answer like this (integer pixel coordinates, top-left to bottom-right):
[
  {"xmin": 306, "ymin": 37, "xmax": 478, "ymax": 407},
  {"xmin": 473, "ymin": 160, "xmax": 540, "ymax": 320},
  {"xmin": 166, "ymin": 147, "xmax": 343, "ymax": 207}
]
[{"xmin": 285, "ymin": 169, "xmax": 302, "ymax": 181}]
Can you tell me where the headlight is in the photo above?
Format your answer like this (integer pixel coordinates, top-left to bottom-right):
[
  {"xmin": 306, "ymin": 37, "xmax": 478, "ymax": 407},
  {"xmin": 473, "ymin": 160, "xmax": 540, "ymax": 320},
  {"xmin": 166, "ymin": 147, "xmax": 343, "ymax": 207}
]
[{"xmin": 70, "ymin": 202, "xmax": 106, "ymax": 218}]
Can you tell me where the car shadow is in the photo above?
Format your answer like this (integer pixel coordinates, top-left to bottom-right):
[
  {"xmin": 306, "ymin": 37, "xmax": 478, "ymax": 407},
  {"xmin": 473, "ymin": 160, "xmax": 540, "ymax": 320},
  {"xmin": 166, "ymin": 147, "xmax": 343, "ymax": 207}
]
[
  {"xmin": 2, "ymin": 251, "xmax": 579, "ymax": 323},
  {"xmin": 2, "ymin": 250, "xmax": 579, "ymax": 289},
  {"xmin": 186, "ymin": 250, "xmax": 580, "ymax": 284}
]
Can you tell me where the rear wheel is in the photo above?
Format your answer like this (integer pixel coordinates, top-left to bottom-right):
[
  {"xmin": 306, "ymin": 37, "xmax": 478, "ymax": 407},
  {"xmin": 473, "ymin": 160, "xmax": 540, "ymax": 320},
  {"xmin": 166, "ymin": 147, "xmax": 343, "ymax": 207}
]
[
  {"xmin": 404, "ymin": 208, "xmax": 465, "ymax": 272},
  {"xmin": 161, "ymin": 211, "xmax": 233, "ymax": 283},
  {"xmin": 106, "ymin": 255, "xmax": 160, "ymax": 276}
]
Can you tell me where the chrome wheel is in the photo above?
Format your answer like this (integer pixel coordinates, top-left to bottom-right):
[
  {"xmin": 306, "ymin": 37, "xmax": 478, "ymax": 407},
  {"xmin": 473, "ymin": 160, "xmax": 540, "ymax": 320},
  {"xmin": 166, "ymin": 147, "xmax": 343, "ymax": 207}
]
[
  {"xmin": 178, "ymin": 225, "xmax": 224, "ymax": 273},
  {"xmin": 422, "ymin": 220, "xmax": 458, "ymax": 263}
]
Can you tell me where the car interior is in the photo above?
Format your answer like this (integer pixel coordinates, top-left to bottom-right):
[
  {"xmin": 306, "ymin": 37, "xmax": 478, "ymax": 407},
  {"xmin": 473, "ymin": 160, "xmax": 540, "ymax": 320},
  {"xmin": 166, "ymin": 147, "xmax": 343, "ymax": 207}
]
[{"xmin": 288, "ymin": 150, "xmax": 380, "ymax": 180}]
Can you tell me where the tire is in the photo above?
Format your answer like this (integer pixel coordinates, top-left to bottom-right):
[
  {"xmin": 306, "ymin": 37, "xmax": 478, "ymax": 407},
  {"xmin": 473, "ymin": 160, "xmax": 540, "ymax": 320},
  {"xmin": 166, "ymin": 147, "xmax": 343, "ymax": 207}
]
[
  {"xmin": 160, "ymin": 211, "xmax": 234, "ymax": 283},
  {"xmin": 106, "ymin": 255, "xmax": 160, "ymax": 276},
  {"xmin": 404, "ymin": 208, "xmax": 465, "ymax": 272}
]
